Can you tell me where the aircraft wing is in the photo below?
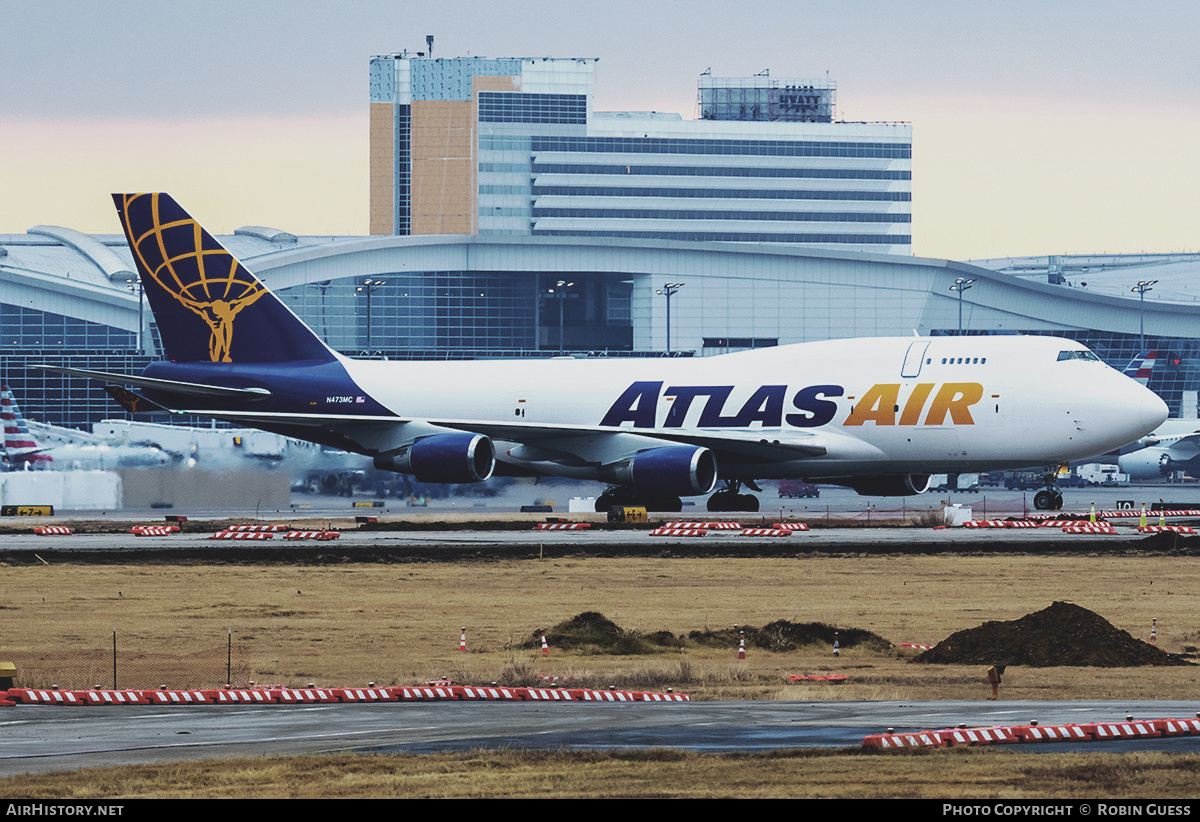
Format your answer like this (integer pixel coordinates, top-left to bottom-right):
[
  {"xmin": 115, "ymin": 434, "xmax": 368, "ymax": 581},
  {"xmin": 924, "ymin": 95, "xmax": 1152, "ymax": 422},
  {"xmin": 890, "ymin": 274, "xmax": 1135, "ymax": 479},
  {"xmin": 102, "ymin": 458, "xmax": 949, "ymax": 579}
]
[
  {"xmin": 30, "ymin": 365, "xmax": 272, "ymax": 401},
  {"xmin": 171, "ymin": 409, "xmax": 826, "ymax": 466},
  {"xmin": 1164, "ymin": 433, "xmax": 1200, "ymax": 458}
]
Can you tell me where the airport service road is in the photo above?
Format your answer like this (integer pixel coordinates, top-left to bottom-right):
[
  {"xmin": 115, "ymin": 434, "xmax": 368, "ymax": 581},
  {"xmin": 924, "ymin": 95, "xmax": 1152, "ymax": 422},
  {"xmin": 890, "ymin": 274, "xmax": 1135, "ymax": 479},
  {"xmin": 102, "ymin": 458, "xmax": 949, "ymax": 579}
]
[
  {"xmin": 0, "ymin": 522, "xmax": 1183, "ymax": 559},
  {"xmin": 4, "ymin": 699, "xmax": 1200, "ymax": 776}
]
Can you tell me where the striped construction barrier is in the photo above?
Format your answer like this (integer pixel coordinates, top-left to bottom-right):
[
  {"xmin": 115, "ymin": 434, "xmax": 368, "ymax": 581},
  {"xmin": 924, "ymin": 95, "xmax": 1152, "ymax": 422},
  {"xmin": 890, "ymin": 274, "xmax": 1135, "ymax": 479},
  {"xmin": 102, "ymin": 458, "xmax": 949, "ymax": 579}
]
[
  {"xmin": 649, "ymin": 528, "xmax": 708, "ymax": 537},
  {"xmin": 271, "ymin": 688, "xmax": 338, "ymax": 703},
  {"xmin": 1138, "ymin": 525, "xmax": 1196, "ymax": 534},
  {"xmin": 204, "ymin": 688, "xmax": 276, "ymax": 704},
  {"xmin": 862, "ymin": 730, "xmax": 948, "ymax": 749},
  {"xmin": 901, "ymin": 643, "xmax": 933, "ymax": 650},
  {"xmin": 534, "ymin": 523, "xmax": 591, "ymax": 530},
  {"xmin": 5, "ymin": 688, "xmax": 86, "ymax": 706},
  {"xmin": 282, "ymin": 530, "xmax": 341, "ymax": 540},
  {"xmin": 130, "ymin": 525, "xmax": 181, "ymax": 536},
  {"xmin": 140, "ymin": 690, "xmax": 211, "ymax": 705},
  {"xmin": 962, "ymin": 520, "xmax": 1008, "ymax": 528},
  {"xmin": 1062, "ymin": 524, "xmax": 1117, "ymax": 534},
  {"xmin": 330, "ymin": 687, "xmax": 396, "ymax": 703},
  {"xmin": 941, "ymin": 726, "xmax": 1020, "ymax": 746},
  {"xmin": 665, "ymin": 522, "xmax": 740, "ymax": 530},
  {"xmin": 1014, "ymin": 723, "xmax": 1092, "ymax": 743},
  {"xmin": 224, "ymin": 524, "xmax": 289, "ymax": 532},
  {"xmin": 1084, "ymin": 720, "xmax": 1162, "ymax": 741},
  {"xmin": 741, "ymin": 528, "xmax": 791, "ymax": 537},
  {"xmin": 787, "ymin": 674, "xmax": 847, "ymax": 683},
  {"xmin": 1154, "ymin": 717, "xmax": 1200, "ymax": 737},
  {"xmin": 773, "ymin": 522, "xmax": 810, "ymax": 531},
  {"xmin": 2, "ymin": 684, "xmax": 691, "ymax": 707},
  {"xmin": 209, "ymin": 530, "xmax": 274, "ymax": 540},
  {"xmin": 33, "ymin": 526, "xmax": 71, "ymax": 535},
  {"xmin": 864, "ymin": 718, "xmax": 1200, "ymax": 749},
  {"xmin": 78, "ymin": 690, "xmax": 148, "ymax": 705}
]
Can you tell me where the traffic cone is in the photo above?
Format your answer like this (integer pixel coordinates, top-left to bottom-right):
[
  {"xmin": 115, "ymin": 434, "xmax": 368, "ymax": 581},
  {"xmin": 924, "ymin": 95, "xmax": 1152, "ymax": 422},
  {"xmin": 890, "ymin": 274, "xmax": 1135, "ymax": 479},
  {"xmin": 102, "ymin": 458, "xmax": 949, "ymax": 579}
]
[
  {"xmin": 459, "ymin": 627, "xmax": 466, "ymax": 652},
  {"xmin": 1089, "ymin": 502, "xmax": 1096, "ymax": 522},
  {"xmin": 1151, "ymin": 618, "xmax": 1157, "ymax": 646},
  {"xmin": 1139, "ymin": 504, "xmax": 1147, "ymax": 527},
  {"xmin": 833, "ymin": 631, "xmax": 840, "ymax": 657},
  {"xmin": 738, "ymin": 632, "xmax": 746, "ymax": 661},
  {"xmin": 541, "ymin": 634, "xmax": 549, "ymax": 656}
]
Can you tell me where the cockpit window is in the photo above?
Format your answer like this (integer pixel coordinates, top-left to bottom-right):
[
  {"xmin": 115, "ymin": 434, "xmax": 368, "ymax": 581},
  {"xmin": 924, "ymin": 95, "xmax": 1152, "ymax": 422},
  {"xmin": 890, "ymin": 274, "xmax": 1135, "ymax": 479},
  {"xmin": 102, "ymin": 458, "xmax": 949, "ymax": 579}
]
[{"xmin": 1057, "ymin": 350, "xmax": 1100, "ymax": 362}]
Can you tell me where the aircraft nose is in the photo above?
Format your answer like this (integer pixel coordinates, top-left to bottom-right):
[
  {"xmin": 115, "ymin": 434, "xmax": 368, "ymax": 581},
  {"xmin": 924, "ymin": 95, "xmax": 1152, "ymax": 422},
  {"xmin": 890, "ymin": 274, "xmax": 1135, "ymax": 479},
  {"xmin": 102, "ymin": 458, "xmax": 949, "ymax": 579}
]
[{"xmin": 1138, "ymin": 384, "xmax": 1169, "ymax": 433}]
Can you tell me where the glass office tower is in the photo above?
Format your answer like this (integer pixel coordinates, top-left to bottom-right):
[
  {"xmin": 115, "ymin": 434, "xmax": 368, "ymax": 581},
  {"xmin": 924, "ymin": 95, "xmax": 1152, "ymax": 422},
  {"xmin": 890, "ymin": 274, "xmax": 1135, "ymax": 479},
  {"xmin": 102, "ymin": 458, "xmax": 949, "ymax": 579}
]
[{"xmin": 369, "ymin": 55, "xmax": 912, "ymax": 254}]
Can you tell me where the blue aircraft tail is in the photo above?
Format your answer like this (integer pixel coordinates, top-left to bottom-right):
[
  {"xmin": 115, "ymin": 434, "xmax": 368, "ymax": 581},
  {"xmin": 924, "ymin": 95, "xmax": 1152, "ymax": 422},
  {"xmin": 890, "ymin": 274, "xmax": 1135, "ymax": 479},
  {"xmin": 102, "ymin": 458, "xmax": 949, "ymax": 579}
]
[{"xmin": 113, "ymin": 193, "xmax": 335, "ymax": 365}]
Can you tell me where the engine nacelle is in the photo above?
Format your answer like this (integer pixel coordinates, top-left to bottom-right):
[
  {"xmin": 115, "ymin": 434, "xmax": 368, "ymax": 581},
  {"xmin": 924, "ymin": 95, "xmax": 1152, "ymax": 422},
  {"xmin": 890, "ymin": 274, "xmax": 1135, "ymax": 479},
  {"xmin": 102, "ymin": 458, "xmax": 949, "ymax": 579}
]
[
  {"xmin": 835, "ymin": 474, "xmax": 932, "ymax": 497},
  {"xmin": 373, "ymin": 433, "xmax": 495, "ymax": 483},
  {"xmin": 602, "ymin": 445, "xmax": 718, "ymax": 497},
  {"xmin": 1118, "ymin": 448, "xmax": 1171, "ymax": 480}
]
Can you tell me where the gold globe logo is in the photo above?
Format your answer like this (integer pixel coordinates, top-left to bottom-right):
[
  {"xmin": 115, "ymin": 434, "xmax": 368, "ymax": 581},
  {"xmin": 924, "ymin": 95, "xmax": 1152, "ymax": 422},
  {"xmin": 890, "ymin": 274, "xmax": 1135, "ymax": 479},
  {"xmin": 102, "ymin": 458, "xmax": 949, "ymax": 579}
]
[{"xmin": 119, "ymin": 193, "xmax": 266, "ymax": 362}]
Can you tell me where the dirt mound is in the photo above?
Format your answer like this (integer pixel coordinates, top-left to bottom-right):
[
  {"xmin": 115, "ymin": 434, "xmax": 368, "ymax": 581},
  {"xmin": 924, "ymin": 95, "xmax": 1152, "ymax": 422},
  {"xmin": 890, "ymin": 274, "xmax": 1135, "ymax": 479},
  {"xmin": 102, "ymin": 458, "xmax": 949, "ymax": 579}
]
[
  {"xmin": 688, "ymin": 620, "xmax": 892, "ymax": 653},
  {"xmin": 528, "ymin": 612, "xmax": 683, "ymax": 655},
  {"xmin": 913, "ymin": 601, "xmax": 1190, "ymax": 667}
]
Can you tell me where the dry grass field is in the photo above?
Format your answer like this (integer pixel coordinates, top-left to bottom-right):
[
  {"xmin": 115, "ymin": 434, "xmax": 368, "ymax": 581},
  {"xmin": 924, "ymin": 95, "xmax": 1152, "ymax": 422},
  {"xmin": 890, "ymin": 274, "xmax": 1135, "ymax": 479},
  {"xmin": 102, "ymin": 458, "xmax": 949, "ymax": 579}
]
[
  {"xmin": 3, "ymin": 551, "xmax": 1200, "ymax": 797},
  {"xmin": 3, "ymin": 554, "xmax": 1198, "ymax": 697}
]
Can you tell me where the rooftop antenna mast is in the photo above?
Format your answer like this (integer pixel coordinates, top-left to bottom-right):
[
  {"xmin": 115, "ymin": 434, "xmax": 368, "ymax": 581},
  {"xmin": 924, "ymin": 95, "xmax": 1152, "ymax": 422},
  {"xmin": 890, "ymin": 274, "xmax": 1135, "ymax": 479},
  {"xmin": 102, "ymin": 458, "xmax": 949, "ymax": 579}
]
[{"xmin": 426, "ymin": 35, "xmax": 434, "ymax": 58}]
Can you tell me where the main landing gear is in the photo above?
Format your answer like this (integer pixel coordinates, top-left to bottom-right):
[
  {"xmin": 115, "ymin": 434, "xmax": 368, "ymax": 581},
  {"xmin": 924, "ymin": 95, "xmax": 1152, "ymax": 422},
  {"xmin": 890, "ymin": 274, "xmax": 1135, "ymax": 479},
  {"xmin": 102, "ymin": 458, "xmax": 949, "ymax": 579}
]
[
  {"xmin": 707, "ymin": 479, "xmax": 761, "ymax": 513},
  {"xmin": 594, "ymin": 486, "xmax": 683, "ymax": 513},
  {"xmin": 1032, "ymin": 473, "xmax": 1064, "ymax": 511}
]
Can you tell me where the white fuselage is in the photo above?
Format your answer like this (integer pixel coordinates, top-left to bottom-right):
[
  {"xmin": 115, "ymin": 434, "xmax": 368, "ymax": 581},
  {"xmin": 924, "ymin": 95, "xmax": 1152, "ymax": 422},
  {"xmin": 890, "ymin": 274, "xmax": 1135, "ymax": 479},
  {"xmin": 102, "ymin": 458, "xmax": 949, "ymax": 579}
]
[{"xmin": 339, "ymin": 335, "xmax": 1167, "ymax": 483}]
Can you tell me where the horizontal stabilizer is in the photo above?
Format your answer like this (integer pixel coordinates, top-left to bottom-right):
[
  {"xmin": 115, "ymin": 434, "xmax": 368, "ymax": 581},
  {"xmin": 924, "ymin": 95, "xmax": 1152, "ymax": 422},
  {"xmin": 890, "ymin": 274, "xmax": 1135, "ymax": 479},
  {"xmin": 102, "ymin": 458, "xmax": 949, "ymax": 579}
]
[{"xmin": 30, "ymin": 365, "xmax": 271, "ymax": 401}]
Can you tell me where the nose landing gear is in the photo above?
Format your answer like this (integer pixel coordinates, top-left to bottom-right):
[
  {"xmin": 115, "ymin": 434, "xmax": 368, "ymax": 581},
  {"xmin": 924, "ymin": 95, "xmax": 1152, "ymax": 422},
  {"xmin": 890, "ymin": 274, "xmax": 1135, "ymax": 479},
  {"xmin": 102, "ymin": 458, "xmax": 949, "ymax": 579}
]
[{"xmin": 1033, "ymin": 473, "xmax": 1064, "ymax": 511}]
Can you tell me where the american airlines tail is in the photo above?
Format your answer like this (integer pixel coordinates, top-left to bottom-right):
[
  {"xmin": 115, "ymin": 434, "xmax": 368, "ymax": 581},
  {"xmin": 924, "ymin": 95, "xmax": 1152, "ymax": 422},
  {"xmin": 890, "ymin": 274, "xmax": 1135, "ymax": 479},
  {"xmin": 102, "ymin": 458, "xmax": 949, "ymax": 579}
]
[
  {"xmin": 1122, "ymin": 350, "xmax": 1158, "ymax": 387},
  {"xmin": 1, "ymin": 386, "xmax": 50, "ymax": 467}
]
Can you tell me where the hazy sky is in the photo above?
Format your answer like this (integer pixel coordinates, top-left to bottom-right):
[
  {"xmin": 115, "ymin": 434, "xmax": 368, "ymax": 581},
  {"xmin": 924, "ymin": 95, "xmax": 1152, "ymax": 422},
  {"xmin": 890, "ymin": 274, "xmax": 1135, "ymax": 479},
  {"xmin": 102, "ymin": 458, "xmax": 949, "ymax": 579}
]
[{"xmin": 4, "ymin": 0, "xmax": 1199, "ymax": 260}]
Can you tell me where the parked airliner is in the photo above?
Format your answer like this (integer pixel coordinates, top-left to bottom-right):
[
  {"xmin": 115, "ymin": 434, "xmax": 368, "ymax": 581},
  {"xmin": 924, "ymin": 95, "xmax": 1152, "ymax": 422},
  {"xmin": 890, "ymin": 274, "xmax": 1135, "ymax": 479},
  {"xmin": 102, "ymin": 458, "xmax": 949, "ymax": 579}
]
[{"xmin": 34, "ymin": 193, "xmax": 1168, "ymax": 511}]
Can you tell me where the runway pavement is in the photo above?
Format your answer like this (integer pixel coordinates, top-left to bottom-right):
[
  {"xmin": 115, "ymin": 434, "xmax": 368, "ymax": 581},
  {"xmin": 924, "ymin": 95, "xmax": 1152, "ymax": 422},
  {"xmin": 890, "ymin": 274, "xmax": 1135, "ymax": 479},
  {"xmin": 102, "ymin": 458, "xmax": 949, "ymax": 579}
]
[{"xmin": 4, "ymin": 699, "xmax": 1200, "ymax": 777}]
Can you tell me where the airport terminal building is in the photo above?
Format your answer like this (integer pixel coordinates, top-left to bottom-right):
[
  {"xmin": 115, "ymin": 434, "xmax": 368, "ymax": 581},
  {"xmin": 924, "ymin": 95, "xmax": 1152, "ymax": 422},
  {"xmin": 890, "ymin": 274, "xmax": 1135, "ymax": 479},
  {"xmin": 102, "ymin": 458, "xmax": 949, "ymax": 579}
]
[{"xmin": 3, "ymin": 55, "xmax": 1200, "ymax": 429}]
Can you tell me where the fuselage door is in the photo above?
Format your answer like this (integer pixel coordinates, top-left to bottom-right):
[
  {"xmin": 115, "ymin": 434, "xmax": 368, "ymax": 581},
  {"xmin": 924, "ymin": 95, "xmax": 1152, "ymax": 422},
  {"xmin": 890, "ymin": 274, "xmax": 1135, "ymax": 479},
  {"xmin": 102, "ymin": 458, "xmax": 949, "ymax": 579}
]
[{"xmin": 901, "ymin": 341, "xmax": 929, "ymax": 378}]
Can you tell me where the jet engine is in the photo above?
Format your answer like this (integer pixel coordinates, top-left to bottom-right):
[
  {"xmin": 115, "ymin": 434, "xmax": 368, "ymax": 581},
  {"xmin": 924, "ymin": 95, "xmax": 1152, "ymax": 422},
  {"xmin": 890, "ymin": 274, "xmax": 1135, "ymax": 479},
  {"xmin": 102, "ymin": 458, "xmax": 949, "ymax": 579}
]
[
  {"xmin": 602, "ymin": 445, "xmax": 718, "ymax": 497},
  {"xmin": 833, "ymin": 474, "xmax": 933, "ymax": 496},
  {"xmin": 1117, "ymin": 448, "xmax": 1172, "ymax": 480},
  {"xmin": 373, "ymin": 433, "xmax": 495, "ymax": 483}
]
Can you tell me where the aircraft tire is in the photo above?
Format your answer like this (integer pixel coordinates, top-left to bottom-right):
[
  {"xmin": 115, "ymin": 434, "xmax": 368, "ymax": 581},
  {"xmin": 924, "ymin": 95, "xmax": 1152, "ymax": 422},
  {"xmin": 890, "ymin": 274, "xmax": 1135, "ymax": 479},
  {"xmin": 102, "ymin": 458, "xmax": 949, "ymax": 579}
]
[{"xmin": 1033, "ymin": 490, "xmax": 1054, "ymax": 510}]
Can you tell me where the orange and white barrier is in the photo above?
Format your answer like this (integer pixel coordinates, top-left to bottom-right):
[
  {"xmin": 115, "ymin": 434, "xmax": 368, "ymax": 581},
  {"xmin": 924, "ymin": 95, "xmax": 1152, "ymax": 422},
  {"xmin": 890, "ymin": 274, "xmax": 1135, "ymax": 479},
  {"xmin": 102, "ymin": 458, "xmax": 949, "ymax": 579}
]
[
  {"xmin": 740, "ymin": 528, "xmax": 791, "ymax": 536},
  {"xmin": 864, "ymin": 717, "xmax": 1197, "ymax": 749},
  {"xmin": 649, "ymin": 528, "xmax": 707, "ymax": 536},
  {"xmin": 773, "ymin": 522, "xmax": 810, "ymax": 531},
  {"xmin": 33, "ymin": 526, "xmax": 71, "ymax": 535},
  {"xmin": 534, "ymin": 522, "xmax": 591, "ymax": 530},
  {"xmin": 209, "ymin": 530, "xmax": 274, "ymax": 540},
  {"xmin": 130, "ymin": 525, "xmax": 180, "ymax": 536},
  {"xmin": 224, "ymin": 524, "xmax": 288, "ymax": 532},
  {"xmin": 665, "ymin": 521, "xmax": 740, "ymax": 530},
  {"xmin": 282, "ymin": 530, "xmax": 341, "ymax": 540}
]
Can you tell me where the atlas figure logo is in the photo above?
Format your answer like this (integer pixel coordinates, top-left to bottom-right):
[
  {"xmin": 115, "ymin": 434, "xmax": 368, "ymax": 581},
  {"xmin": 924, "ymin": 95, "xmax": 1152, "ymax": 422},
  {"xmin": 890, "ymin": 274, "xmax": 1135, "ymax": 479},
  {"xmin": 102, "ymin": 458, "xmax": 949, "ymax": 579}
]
[
  {"xmin": 116, "ymin": 193, "xmax": 266, "ymax": 362},
  {"xmin": 600, "ymin": 382, "xmax": 985, "ymax": 429}
]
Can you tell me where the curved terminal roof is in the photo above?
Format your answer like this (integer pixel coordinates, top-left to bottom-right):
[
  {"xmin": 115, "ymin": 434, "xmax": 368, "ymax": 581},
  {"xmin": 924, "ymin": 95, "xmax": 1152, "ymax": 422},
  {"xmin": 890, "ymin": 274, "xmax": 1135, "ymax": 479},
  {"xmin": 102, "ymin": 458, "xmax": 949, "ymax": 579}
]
[{"xmin": 3, "ymin": 227, "xmax": 1199, "ymax": 347}]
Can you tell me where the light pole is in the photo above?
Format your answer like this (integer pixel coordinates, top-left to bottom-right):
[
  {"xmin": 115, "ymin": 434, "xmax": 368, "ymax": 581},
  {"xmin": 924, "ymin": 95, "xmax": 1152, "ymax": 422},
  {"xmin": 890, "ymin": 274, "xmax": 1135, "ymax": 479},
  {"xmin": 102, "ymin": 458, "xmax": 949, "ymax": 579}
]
[
  {"xmin": 949, "ymin": 277, "xmax": 975, "ymax": 335},
  {"xmin": 657, "ymin": 282, "xmax": 684, "ymax": 353},
  {"xmin": 356, "ymin": 278, "xmax": 387, "ymax": 351},
  {"xmin": 548, "ymin": 280, "xmax": 574, "ymax": 355},
  {"xmin": 1132, "ymin": 280, "xmax": 1157, "ymax": 350},
  {"xmin": 125, "ymin": 278, "xmax": 144, "ymax": 355}
]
